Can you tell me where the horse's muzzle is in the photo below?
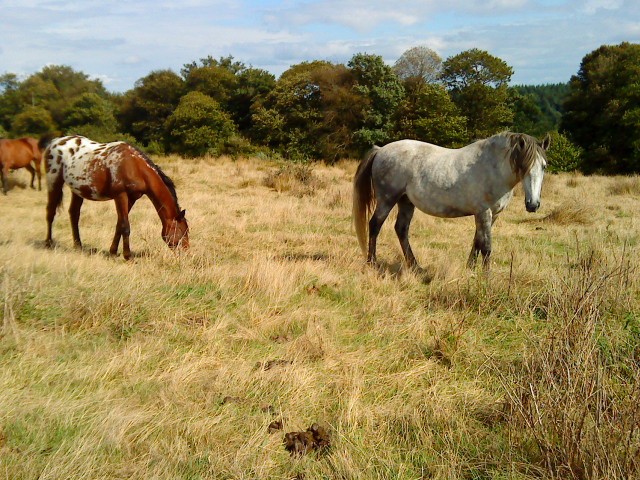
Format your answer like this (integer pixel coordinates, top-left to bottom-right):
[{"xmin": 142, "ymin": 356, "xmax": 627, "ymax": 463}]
[{"xmin": 525, "ymin": 201, "xmax": 540, "ymax": 212}]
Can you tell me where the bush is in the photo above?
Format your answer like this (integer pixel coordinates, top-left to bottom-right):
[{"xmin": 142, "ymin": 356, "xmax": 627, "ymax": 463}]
[{"xmin": 547, "ymin": 131, "xmax": 583, "ymax": 173}]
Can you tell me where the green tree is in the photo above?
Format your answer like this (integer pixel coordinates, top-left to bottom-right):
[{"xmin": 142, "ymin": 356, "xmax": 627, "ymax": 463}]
[
  {"xmin": 0, "ymin": 66, "xmax": 110, "ymax": 136},
  {"xmin": 394, "ymin": 83, "xmax": 467, "ymax": 147},
  {"xmin": 509, "ymin": 88, "xmax": 547, "ymax": 136},
  {"xmin": 183, "ymin": 64, "xmax": 237, "ymax": 106},
  {"xmin": 118, "ymin": 70, "xmax": 185, "ymax": 146},
  {"xmin": 22, "ymin": 65, "xmax": 107, "ymax": 126},
  {"xmin": 251, "ymin": 61, "xmax": 327, "ymax": 160},
  {"xmin": 0, "ymin": 73, "xmax": 22, "ymax": 132},
  {"xmin": 63, "ymin": 92, "xmax": 119, "ymax": 142},
  {"xmin": 165, "ymin": 91, "xmax": 237, "ymax": 157},
  {"xmin": 393, "ymin": 46, "xmax": 442, "ymax": 85},
  {"xmin": 442, "ymin": 49, "xmax": 513, "ymax": 140},
  {"xmin": 64, "ymin": 93, "xmax": 117, "ymax": 131},
  {"xmin": 513, "ymin": 83, "xmax": 568, "ymax": 134},
  {"xmin": 182, "ymin": 55, "xmax": 275, "ymax": 133},
  {"xmin": 11, "ymin": 106, "xmax": 56, "ymax": 136},
  {"xmin": 230, "ymin": 67, "xmax": 275, "ymax": 133},
  {"xmin": 348, "ymin": 53, "xmax": 405, "ymax": 149},
  {"xmin": 562, "ymin": 42, "xmax": 640, "ymax": 173}
]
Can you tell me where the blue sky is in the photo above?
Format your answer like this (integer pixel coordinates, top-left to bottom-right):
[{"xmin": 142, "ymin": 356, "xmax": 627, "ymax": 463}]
[{"xmin": 1, "ymin": 0, "xmax": 638, "ymax": 92}]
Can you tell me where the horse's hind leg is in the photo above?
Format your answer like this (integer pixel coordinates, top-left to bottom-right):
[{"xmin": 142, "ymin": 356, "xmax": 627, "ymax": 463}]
[
  {"xmin": 467, "ymin": 210, "xmax": 493, "ymax": 270},
  {"xmin": 1, "ymin": 164, "xmax": 8, "ymax": 195},
  {"xmin": 110, "ymin": 193, "xmax": 132, "ymax": 259},
  {"xmin": 367, "ymin": 199, "xmax": 397, "ymax": 266},
  {"xmin": 25, "ymin": 163, "xmax": 36, "ymax": 189},
  {"xmin": 35, "ymin": 159, "xmax": 42, "ymax": 191},
  {"xmin": 45, "ymin": 175, "xmax": 65, "ymax": 247},
  {"xmin": 69, "ymin": 193, "xmax": 84, "ymax": 249},
  {"xmin": 395, "ymin": 195, "xmax": 418, "ymax": 268}
]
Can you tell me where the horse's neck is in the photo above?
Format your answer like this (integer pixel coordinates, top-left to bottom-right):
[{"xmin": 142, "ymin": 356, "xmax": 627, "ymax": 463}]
[{"xmin": 146, "ymin": 175, "xmax": 179, "ymax": 226}]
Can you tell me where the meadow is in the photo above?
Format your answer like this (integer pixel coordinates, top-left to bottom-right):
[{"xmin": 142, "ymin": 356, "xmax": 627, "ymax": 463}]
[{"xmin": 0, "ymin": 156, "xmax": 639, "ymax": 479}]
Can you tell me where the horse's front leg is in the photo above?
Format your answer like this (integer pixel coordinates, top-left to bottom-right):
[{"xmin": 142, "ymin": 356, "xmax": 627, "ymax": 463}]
[
  {"xmin": 467, "ymin": 210, "xmax": 493, "ymax": 270},
  {"xmin": 110, "ymin": 194, "xmax": 131, "ymax": 259}
]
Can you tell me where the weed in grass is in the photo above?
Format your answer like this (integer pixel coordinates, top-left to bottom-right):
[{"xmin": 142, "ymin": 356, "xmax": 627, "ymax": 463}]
[{"xmin": 263, "ymin": 162, "xmax": 324, "ymax": 197}]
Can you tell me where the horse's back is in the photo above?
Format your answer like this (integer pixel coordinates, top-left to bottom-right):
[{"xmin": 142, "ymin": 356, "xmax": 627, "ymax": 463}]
[
  {"xmin": 46, "ymin": 136, "xmax": 147, "ymax": 200},
  {"xmin": 372, "ymin": 139, "xmax": 470, "ymax": 189},
  {"xmin": 371, "ymin": 138, "xmax": 510, "ymax": 217},
  {"xmin": 0, "ymin": 137, "xmax": 40, "ymax": 165}
]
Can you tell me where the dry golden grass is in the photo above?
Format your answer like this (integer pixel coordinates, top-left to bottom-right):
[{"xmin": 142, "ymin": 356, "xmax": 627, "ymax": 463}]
[
  {"xmin": 1, "ymin": 163, "xmax": 639, "ymax": 479},
  {"xmin": 542, "ymin": 201, "xmax": 597, "ymax": 225},
  {"xmin": 607, "ymin": 175, "xmax": 640, "ymax": 196}
]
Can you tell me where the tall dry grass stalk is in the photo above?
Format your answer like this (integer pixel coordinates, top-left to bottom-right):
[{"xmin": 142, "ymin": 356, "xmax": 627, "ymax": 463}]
[
  {"xmin": 503, "ymin": 247, "xmax": 640, "ymax": 479},
  {"xmin": 0, "ymin": 162, "xmax": 639, "ymax": 479}
]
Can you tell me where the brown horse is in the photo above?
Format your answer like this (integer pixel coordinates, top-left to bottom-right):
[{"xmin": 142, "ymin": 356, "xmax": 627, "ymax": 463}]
[
  {"xmin": 44, "ymin": 135, "xmax": 189, "ymax": 259},
  {"xmin": 0, "ymin": 137, "xmax": 43, "ymax": 194}
]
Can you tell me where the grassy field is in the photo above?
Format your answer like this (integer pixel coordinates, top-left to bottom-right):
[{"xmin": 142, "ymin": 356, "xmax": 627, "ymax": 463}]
[{"xmin": 0, "ymin": 156, "xmax": 639, "ymax": 479}]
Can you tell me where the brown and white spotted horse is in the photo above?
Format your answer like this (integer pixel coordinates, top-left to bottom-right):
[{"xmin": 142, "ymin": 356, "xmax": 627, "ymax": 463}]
[{"xmin": 44, "ymin": 135, "xmax": 189, "ymax": 259}]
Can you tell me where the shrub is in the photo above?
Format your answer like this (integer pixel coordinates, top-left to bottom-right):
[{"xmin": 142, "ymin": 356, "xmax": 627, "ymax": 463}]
[{"xmin": 547, "ymin": 131, "xmax": 583, "ymax": 173}]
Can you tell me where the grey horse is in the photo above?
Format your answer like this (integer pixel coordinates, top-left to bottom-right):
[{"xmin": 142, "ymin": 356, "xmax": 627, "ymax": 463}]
[{"xmin": 352, "ymin": 132, "xmax": 550, "ymax": 270}]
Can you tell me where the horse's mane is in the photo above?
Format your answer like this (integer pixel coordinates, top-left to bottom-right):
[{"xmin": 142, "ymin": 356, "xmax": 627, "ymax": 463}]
[
  {"xmin": 498, "ymin": 132, "xmax": 544, "ymax": 178},
  {"xmin": 132, "ymin": 146, "xmax": 182, "ymax": 211}
]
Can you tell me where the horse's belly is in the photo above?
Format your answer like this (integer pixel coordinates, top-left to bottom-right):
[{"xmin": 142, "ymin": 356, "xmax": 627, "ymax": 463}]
[
  {"xmin": 63, "ymin": 163, "xmax": 113, "ymax": 201},
  {"xmin": 68, "ymin": 183, "xmax": 111, "ymax": 201},
  {"xmin": 408, "ymin": 186, "xmax": 483, "ymax": 218}
]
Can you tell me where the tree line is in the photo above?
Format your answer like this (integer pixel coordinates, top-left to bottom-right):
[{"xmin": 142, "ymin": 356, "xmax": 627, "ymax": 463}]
[{"xmin": 1, "ymin": 43, "xmax": 638, "ymax": 174}]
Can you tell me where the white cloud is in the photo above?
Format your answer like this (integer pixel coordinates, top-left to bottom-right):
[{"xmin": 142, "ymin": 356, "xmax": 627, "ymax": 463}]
[{"xmin": 582, "ymin": 0, "xmax": 623, "ymax": 14}]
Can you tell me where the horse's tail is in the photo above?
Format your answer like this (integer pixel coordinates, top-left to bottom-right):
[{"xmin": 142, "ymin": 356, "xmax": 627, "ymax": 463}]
[
  {"xmin": 353, "ymin": 146, "xmax": 380, "ymax": 257},
  {"xmin": 38, "ymin": 133, "xmax": 56, "ymax": 153}
]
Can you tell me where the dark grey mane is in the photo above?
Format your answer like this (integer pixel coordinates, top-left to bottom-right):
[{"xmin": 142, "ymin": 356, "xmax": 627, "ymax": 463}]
[{"xmin": 500, "ymin": 132, "xmax": 545, "ymax": 178}]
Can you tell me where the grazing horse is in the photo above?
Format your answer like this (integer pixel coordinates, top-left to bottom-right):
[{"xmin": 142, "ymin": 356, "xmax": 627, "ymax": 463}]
[
  {"xmin": 0, "ymin": 137, "xmax": 43, "ymax": 194},
  {"xmin": 44, "ymin": 135, "xmax": 189, "ymax": 259},
  {"xmin": 353, "ymin": 132, "xmax": 550, "ymax": 270}
]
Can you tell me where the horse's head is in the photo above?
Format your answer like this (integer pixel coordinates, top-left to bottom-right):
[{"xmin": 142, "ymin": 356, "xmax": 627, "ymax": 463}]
[
  {"xmin": 511, "ymin": 133, "xmax": 550, "ymax": 213},
  {"xmin": 163, "ymin": 209, "xmax": 189, "ymax": 250}
]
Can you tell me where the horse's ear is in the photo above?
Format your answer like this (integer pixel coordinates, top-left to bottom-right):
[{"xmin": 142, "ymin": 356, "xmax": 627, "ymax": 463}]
[
  {"xmin": 541, "ymin": 133, "xmax": 551, "ymax": 151},
  {"xmin": 178, "ymin": 209, "xmax": 186, "ymax": 220}
]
